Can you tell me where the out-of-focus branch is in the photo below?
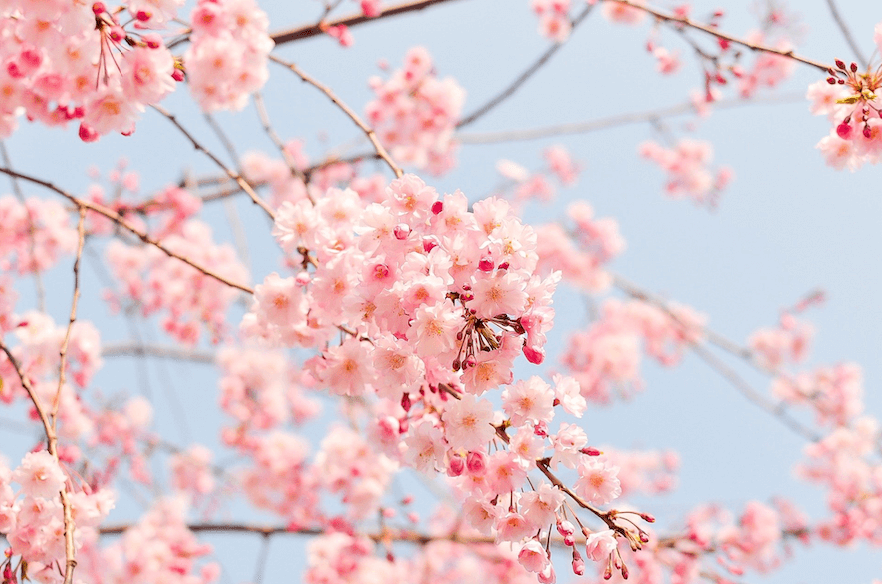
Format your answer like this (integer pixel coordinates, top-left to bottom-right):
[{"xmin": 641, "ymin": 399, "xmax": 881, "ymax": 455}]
[
  {"xmin": 823, "ymin": 0, "xmax": 868, "ymax": 69},
  {"xmin": 611, "ymin": 273, "xmax": 821, "ymax": 443},
  {"xmin": 0, "ymin": 168, "xmax": 254, "ymax": 295},
  {"xmin": 457, "ymin": 4, "xmax": 595, "ymax": 128},
  {"xmin": 605, "ymin": 0, "xmax": 831, "ymax": 73},
  {"xmin": 270, "ymin": 55, "xmax": 404, "ymax": 179},
  {"xmin": 0, "ymin": 141, "xmax": 45, "ymax": 311},
  {"xmin": 252, "ymin": 92, "xmax": 312, "ymax": 199},
  {"xmin": 101, "ymin": 342, "xmax": 216, "ymax": 364},
  {"xmin": 151, "ymin": 105, "xmax": 276, "ymax": 219},
  {"xmin": 457, "ymin": 92, "xmax": 805, "ymax": 144},
  {"xmin": 269, "ymin": 0, "xmax": 468, "ymax": 46}
]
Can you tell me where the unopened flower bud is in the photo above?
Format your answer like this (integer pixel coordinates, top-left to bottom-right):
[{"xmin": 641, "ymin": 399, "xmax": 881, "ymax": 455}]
[
  {"xmin": 571, "ymin": 550, "xmax": 585, "ymax": 575},
  {"xmin": 556, "ymin": 520, "xmax": 575, "ymax": 537},
  {"xmin": 850, "ymin": 62, "xmax": 858, "ymax": 72},
  {"xmin": 835, "ymin": 59, "xmax": 846, "ymax": 70},
  {"xmin": 564, "ymin": 534, "xmax": 575, "ymax": 546},
  {"xmin": 401, "ymin": 392, "xmax": 411, "ymax": 411},
  {"xmin": 431, "ymin": 201, "xmax": 443, "ymax": 214},
  {"xmin": 836, "ymin": 122, "xmax": 852, "ymax": 140},
  {"xmin": 92, "ymin": 2, "xmax": 106, "ymax": 14},
  {"xmin": 447, "ymin": 453, "xmax": 465, "ymax": 477},
  {"xmin": 394, "ymin": 223, "xmax": 410, "ymax": 240},
  {"xmin": 581, "ymin": 447, "xmax": 602, "ymax": 456},
  {"xmin": 478, "ymin": 256, "xmax": 494, "ymax": 272},
  {"xmin": 466, "ymin": 450, "xmax": 487, "ymax": 475},
  {"xmin": 136, "ymin": 10, "xmax": 152, "ymax": 21}
]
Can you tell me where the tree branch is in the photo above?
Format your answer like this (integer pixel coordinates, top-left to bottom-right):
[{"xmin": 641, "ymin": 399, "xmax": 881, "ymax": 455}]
[
  {"xmin": 270, "ymin": 0, "xmax": 468, "ymax": 46},
  {"xmin": 605, "ymin": 0, "xmax": 830, "ymax": 73},
  {"xmin": 457, "ymin": 3, "xmax": 595, "ymax": 128},
  {"xmin": 270, "ymin": 55, "xmax": 404, "ymax": 179},
  {"xmin": 0, "ymin": 168, "xmax": 254, "ymax": 295},
  {"xmin": 151, "ymin": 105, "xmax": 276, "ymax": 219}
]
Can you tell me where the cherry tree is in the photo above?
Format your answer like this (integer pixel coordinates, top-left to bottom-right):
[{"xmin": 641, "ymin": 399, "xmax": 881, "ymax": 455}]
[{"xmin": 0, "ymin": 1, "xmax": 880, "ymax": 584}]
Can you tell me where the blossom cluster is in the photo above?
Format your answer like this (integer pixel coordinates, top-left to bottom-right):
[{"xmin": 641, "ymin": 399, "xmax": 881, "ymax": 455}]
[
  {"xmin": 807, "ymin": 47, "xmax": 882, "ymax": 171},
  {"xmin": 184, "ymin": 0, "xmax": 274, "ymax": 112},
  {"xmin": 562, "ymin": 298, "xmax": 705, "ymax": 403},
  {"xmin": 365, "ymin": 48, "xmax": 466, "ymax": 174},
  {"xmin": 638, "ymin": 139, "xmax": 734, "ymax": 207},
  {"xmin": 105, "ymin": 219, "xmax": 249, "ymax": 345},
  {"xmin": 495, "ymin": 145, "xmax": 581, "ymax": 205}
]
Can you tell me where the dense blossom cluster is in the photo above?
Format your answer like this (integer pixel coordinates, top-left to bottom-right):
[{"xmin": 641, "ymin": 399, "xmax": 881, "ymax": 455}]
[
  {"xmin": 184, "ymin": 0, "xmax": 274, "ymax": 112},
  {"xmin": 365, "ymin": 48, "xmax": 466, "ymax": 174},
  {"xmin": 2, "ymin": 4, "xmax": 882, "ymax": 584}
]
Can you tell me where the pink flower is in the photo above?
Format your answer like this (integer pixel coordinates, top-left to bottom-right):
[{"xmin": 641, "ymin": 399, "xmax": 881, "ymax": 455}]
[
  {"xmin": 574, "ymin": 459, "xmax": 621, "ymax": 505},
  {"xmin": 585, "ymin": 529, "xmax": 617, "ymax": 561},
  {"xmin": 442, "ymin": 394, "xmax": 495, "ymax": 451},
  {"xmin": 517, "ymin": 539, "xmax": 550, "ymax": 572},
  {"xmin": 12, "ymin": 451, "xmax": 66, "ymax": 499}
]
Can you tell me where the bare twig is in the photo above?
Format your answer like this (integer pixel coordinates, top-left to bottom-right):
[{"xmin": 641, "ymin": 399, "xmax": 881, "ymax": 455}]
[
  {"xmin": 823, "ymin": 0, "xmax": 868, "ymax": 68},
  {"xmin": 252, "ymin": 92, "xmax": 314, "ymax": 204},
  {"xmin": 53, "ymin": 207, "xmax": 86, "ymax": 425},
  {"xmin": 605, "ymin": 0, "xmax": 830, "ymax": 73},
  {"xmin": 151, "ymin": 105, "xmax": 276, "ymax": 219},
  {"xmin": 0, "ymin": 168, "xmax": 254, "ymax": 295},
  {"xmin": 270, "ymin": 0, "xmax": 467, "ymax": 46},
  {"xmin": 457, "ymin": 4, "xmax": 595, "ymax": 128},
  {"xmin": 270, "ymin": 55, "xmax": 403, "ymax": 179}
]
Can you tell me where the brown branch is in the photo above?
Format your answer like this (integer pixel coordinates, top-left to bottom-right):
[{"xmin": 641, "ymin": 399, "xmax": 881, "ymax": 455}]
[
  {"xmin": 0, "ymin": 341, "xmax": 77, "ymax": 584},
  {"xmin": 270, "ymin": 0, "xmax": 468, "ymax": 46},
  {"xmin": 823, "ymin": 0, "xmax": 868, "ymax": 69},
  {"xmin": 270, "ymin": 55, "xmax": 404, "ymax": 179},
  {"xmin": 605, "ymin": 0, "xmax": 830, "ymax": 73},
  {"xmin": 0, "ymin": 168, "xmax": 254, "ymax": 295},
  {"xmin": 150, "ymin": 105, "xmax": 276, "ymax": 219},
  {"xmin": 457, "ymin": 3, "xmax": 595, "ymax": 128}
]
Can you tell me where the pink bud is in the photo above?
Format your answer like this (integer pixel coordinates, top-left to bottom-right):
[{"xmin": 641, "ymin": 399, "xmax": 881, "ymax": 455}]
[
  {"xmin": 478, "ymin": 257, "xmax": 494, "ymax": 272},
  {"xmin": 394, "ymin": 223, "xmax": 410, "ymax": 240},
  {"xmin": 523, "ymin": 344, "xmax": 545, "ymax": 364},
  {"xmin": 400, "ymin": 392, "xmax": 411, "ymax": 412},
  {"xmin": 431, "ymin": 201, "xmax": 443, "ymax": 214},
  {"xmin": 863, "ymin": 125, "xmax": 872, "ymax": 138},
  {"xmin": 136, "ymin": 10, "xmax": 152, "ymax": 21},
  {"xmin": 572, "ymin": 552, "xmax": 585, "ymax": 575},
  {"xmin": 423, "ymin": 239, "xmax": 437, "ymax": 252},
  {"xmin": 466, "ymin": 451, "xmax": 487, "ymax": 475},
  {"xmin": 447, "ymin": 454, "xmax": 465, "ymax": 477},
  {"xmin": 581, "ymin": 447, "xmax": 602, "ymax": 456},
  {"xmin": 534, "ymin": 421, "xmax": 548, "ymax": 437},
  {"xmin": 92, "ymin": 2, "xmax": 105, "ymax": 14},
  {"xmin": 836, "ymin": 122, "xmax": 852, "ymax": 140},
  {"xmin": 172, "ymin": 69, "xmax": 185, "ymax": 82},
  {"xmin": 556, "ymin": 520, "xmax": 575, "ymax": 537},
  {"xmin": 497, "ymin": 261, "xmax": 509, "ymax": 271},
  {"xmin": 79, "ymin": 123, "xmax": 99, "ymax": 143},
  {"xmin": 564, "ymin": 534, "xmax": 575, "ymax": 546}
]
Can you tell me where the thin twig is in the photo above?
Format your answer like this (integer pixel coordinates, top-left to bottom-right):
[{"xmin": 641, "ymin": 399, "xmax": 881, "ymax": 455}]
[
  {"xmin": 53, "ymin": 207, "xmax": 86, "ymax": 425},
  {"xmin": 0, "ymin": 141, "xmax": 46, "ymax": 311},
  {"xmin": 151, "ymin": 105, "xmax": 276, "ymax": 219},
  {"xmin": 269, "ymin": 55, "xmax": 404, "ymax": 179},
  {"xmin": 457, "ymin": 4, "xmax": 595, "ymax": 128},
  {"xmin": 823, "ymin": 0, "xmax": 868, "ymax": 69},
  {"xmin": 0, "ymin": 168, "xmax": 254, "ymax": 295},
  {"xmin": 252, "ymin": 92, "xmax": 314, "ymax": 203},
  {"xmin": 606, "ymin": 0, "xmax": 830, "ymax": 73},
  {"xmin": 0, "ymin": 342, "xmax": 77, "ymax": 584},
  {"xmin": 269, "ymin": 0, "xmax": 467, "ymax": 46}
]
